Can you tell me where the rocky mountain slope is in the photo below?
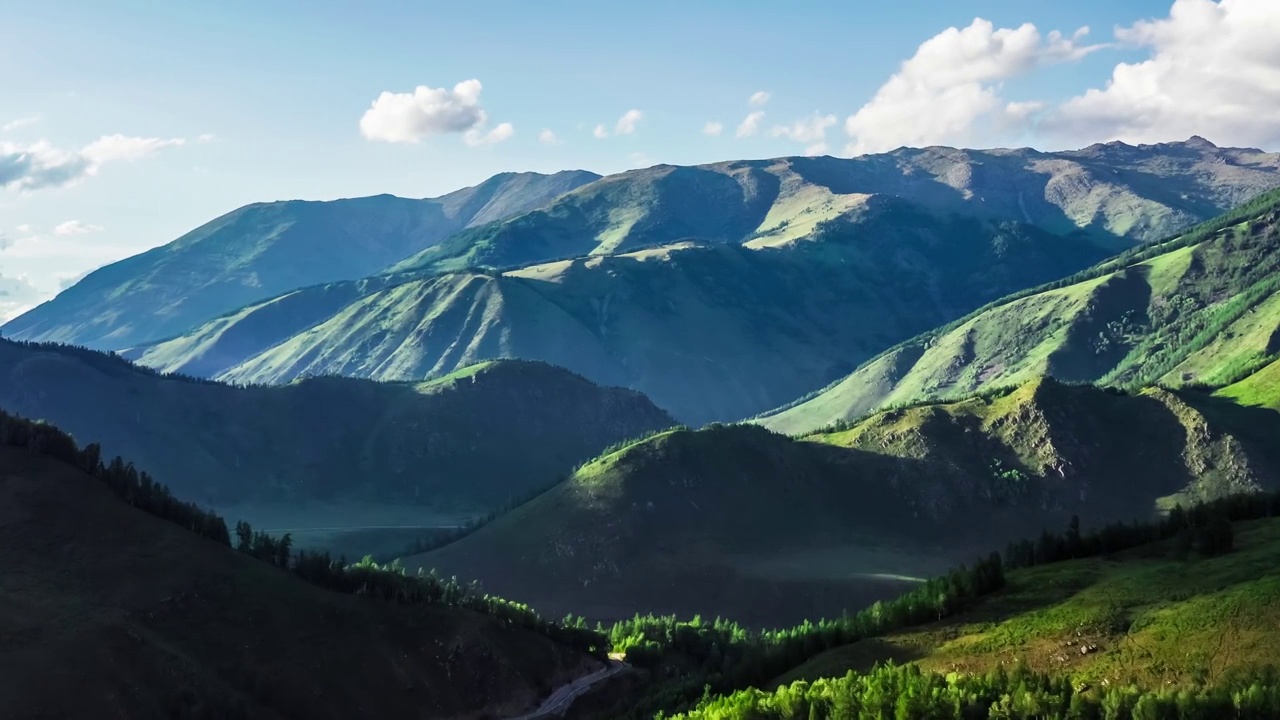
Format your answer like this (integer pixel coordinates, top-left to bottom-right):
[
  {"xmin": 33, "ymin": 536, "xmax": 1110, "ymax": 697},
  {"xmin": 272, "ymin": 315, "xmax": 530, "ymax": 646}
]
[{"xmin": 2, "ymin": 170, "xmax": 598, "ymax": 350}]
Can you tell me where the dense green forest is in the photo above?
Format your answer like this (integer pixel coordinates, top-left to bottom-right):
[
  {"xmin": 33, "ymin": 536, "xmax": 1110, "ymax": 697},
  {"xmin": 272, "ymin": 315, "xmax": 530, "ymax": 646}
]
[{"xmin": 670, "ymin": 661, "xmax": 1280, "ymax": 720}]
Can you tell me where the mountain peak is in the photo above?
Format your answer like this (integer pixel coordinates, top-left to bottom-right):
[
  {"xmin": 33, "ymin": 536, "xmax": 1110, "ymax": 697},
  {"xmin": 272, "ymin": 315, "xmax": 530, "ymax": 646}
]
[{"xmin": 1185, "ymin": 135, "xmax": 1218, "ymax": 149}]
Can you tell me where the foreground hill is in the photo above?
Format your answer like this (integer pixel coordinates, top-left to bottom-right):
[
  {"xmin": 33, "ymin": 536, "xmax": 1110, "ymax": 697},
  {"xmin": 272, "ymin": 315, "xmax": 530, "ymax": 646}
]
[
  {"xmin": 408, "ymin": 377, "xmax": 1280, "ymax": 627},
  {"xmin": 0, "ymin": 339, "xmax": 672, "ymax": 511},
  {"xmin": 760, "ymin": 187, "xmax": 1280, "ymax": 435},
  {"xmin": 393, "ymin": 138, "xmax": 1280, "ymax": 275},
  {"xmin": 2, "ymin": 170, "xmax": 598, "ymax": 350},
  {"xmin": 0, "ymin": 443, "xmax": 599, "ymax": 719}
]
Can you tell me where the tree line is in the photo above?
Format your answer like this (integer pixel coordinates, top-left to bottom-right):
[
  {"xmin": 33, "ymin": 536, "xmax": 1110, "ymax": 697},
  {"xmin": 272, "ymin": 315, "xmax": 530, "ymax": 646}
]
[{"xmin": 670, "ymin": 661, "xmax": 1280, "ymax": 720}]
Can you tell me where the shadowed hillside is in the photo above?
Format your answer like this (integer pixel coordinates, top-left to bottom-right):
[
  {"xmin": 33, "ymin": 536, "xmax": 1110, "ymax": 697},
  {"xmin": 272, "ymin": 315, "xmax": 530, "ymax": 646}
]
[
  {"xmin": 0, "ymin": 339, "xmax": 672, "ymax": 511},
  {"xmin": 2, "ymin": 170, "xmax": 598, "ymax": 350},
  {"xmin": 408, "ymin": 378, "xmax": 1280, "ymax": 627},
  {"xmin": 760, "ymin": 188, "xmax": 1280, "ymax": 434},
  {"xmin": 0, "ymin": 444, "xmax": 600, "ymax": 719}
]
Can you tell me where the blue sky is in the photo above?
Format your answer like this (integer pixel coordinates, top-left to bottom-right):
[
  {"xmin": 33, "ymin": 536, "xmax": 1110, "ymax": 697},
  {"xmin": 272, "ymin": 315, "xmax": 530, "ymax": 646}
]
[{"xmin": 2, "ymin": 0, "xmax": 1278, "ymax": 319}]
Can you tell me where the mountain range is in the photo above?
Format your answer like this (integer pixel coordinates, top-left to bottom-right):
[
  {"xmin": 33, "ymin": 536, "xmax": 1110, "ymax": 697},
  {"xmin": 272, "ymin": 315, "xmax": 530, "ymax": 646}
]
[{"xmin": 24, "ymin": 137, "xmax": 1274, "ymax": 423}]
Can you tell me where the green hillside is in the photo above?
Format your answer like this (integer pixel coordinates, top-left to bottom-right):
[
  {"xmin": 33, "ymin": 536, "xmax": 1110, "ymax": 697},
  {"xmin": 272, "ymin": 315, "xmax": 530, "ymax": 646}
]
[
  {"xmin": 0, "ymin": 438, "xmax": 599, "ymax": 719},
  {"xmin": 778, "ymin": 516, "xmax": 1280, "ymax": 690},
  {"xmin": 0, "ymin": 339, "xmax": 672, "ymax": 514},
  {"xmin": 2, "ymin": 170, "xmax": 598, "ymax": 350},
  {"xmin": 408, "ymin": 377, "xmax": 1280, "ymax": 627},
  {"xmin": 393, "ymin": 140, "xmax": 1280, "ymax": 275},
  {"xmin": 137, "ymin": 200, "xmax": 1110, "ymax": 423},
  {"xmin": 760, "ymin": 188, "xmax": 1280, "ymax": 435}
]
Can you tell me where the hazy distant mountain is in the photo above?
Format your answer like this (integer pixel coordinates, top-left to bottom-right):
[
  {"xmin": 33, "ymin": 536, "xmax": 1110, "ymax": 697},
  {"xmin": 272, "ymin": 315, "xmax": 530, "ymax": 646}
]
[
  {"xmin": 759, "ymin": 187, "xmax": 1280, "ymax": 435},
  {"xmin": 2, "ymin": 170, "xmax": 598, "ymax": 350},
  {"xmin": 0, "ymin": 339, "xmax": 671, "ymax": 509}
]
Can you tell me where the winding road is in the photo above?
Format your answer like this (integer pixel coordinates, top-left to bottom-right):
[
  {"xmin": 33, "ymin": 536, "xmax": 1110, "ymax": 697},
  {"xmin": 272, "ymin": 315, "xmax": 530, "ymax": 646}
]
[{"xmin": 509, "ymin": 659, "xmax": 629, "ymax": 720}]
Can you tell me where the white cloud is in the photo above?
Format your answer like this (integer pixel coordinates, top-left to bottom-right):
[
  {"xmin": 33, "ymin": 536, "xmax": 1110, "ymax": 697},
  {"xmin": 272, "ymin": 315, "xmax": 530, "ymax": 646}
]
[
  {"xmin": 844, "ymin": 18, "xmax": 1099, "ymax": 154},
  {"xmin": 197, "ymin": 133, "xmax": 217, "ymax": 143},
  {"xmin": 1, "ymin": 134, "xmax": 186, "ymax": 192},
  {"xmin": 749, "ymin": 91, "xmax": 771, "ymax": 108},
  {"xmin": 359, "ymin": 79, "xmax": 513, "ymax": 146},
  {"xmin": 54, "ymin": 220, "xmax": 104, "ymax": 236},
  {"xmin": 538, "ymin": 128, "xmax": 561, "ymax": 145},
  {"xmin": 703, "ymin": 121, "xmax": 724, "ymax": 137},
  {"xmin": 14, "ymin": 224, "xmax": 31, "ymax": 233},
  {"xmin": 615, "ymin": 109, "xmax": 643, "ymax": 135},
  {"xmin": 772, "ymin": 113, "xmax": 838, "ymax": 155},
  {"xmin": 2, "ymin": 116, "xmax": 39, "ymax": 132},
  {"xmin": 1048, "ymin": 0, "xmax": 1280, "ymax": 148},
  {"xmin": 464, "ymin": 122, "xmax": 514, "ymax": 147},
  {"xmin": 593, "ymin": 124, "xmax": 609, "ymax": 139},
  {"xmin": 736, "ymin": 111, "xmax": 766, "ymax": 138}
]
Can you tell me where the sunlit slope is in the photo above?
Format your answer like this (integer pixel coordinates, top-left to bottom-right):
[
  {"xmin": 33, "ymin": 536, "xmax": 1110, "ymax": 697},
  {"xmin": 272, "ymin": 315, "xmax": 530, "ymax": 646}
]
[
  {"xmin": 410, "ymin": 378, "xmax": 1280, "ymax": 627},
  {"xmin": 3, "ymin": 170, "xmax": 598, "ymax": 350},
  {"xmin": 779, "ymin": 516, "xmax": 1280, "ymax": 691},
  {"xmin": 761, "ymin": 188, "xmax": 1280, "ymax": 435},
  {"xmin": 0, "ymin": 340, "xmax": 672, "ymax": 509}
]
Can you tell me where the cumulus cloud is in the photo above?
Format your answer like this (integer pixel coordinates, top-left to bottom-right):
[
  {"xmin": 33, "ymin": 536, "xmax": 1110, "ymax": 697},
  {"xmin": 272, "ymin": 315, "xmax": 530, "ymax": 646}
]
[
  {"xmin": 464, "ymin": 122, "xmax": 514, "ymax": 147},
  {"xmin": 772, "ymin": 113, "xmax": 838, "ymax": 155},
  {"xmin": 54, "ymin": 220, "xmax": 104, "ymax": 236},
  {"xmin": 1048, "ymin": 0, "xmax": 1280, "ymax": 148},
  {"xmin": 845, "ymin": 18, "xmax": 1100, "ymax": 154},
  {"xmin": 538, "ymin": 128, "xmax": 561, "ymax": 145},
  {"xmin": 703, "ymin": 121, "xmax": 724, "ymax": 137},
  {"xmin": 736, "ymin": 111, "xmax": 765, "ymax": 138},
  {"xmin": 1, "ymin": 134, "xmax": 186, "ymax": 192},
  {"xmin": 2, "ymin": 116, "xmax": 39, "ymax": 132},
  {"xmin": 593, "ymin": 124, "xmax": 609, "ymax": 139},
  {"xmin": 749, "ymin": 91, "xmax": 771, "ymax": 108},
  {"xmin": 615, "ymin": 109, "xmax": 643, "ymax": 135},
  {"xmin": 359, "ymin": 79, "xmax": 513, "ymax": 146}
]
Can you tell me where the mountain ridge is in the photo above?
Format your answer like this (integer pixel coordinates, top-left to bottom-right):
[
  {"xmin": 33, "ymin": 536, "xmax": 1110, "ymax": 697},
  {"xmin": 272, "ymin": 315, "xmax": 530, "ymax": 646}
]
[{"xmin": 2, "ymin": 169, "xmax": 600, "ymax": 350}]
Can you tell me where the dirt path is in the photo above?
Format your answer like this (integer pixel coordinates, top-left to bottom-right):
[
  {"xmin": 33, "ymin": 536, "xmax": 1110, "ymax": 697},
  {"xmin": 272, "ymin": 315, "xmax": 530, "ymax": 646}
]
[{"xmin": 508, "ymin": 659, "xmax": 628, "ymax": 719}]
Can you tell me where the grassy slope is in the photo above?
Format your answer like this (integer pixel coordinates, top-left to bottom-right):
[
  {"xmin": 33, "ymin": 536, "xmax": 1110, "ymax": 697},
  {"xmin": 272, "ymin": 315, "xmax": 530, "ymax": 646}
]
[
  {"xmin": 777, "ymin": 516, "xmax": 1280, "ymax": 691},
  {"xmin": 760, "ymin": 188, "xmax": 1280, "ymax": 435},
  {"xmin": 3, "ymin": 171, "xmax": 598, "ymax": 351},
  {"xmin": 0, "ymin": 340, "xmax": 673, "ymax": 510},
  {"xmin": 0, "ymin": 446, "xmax": 597, "ymax": 720},
  {"xmin": 408, "ymin": 378, "xmax": 1280, "ymax": 628},
  {"xmin": 153, "ymin": 203, "xmax": 1110, "ymax": 424}
]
